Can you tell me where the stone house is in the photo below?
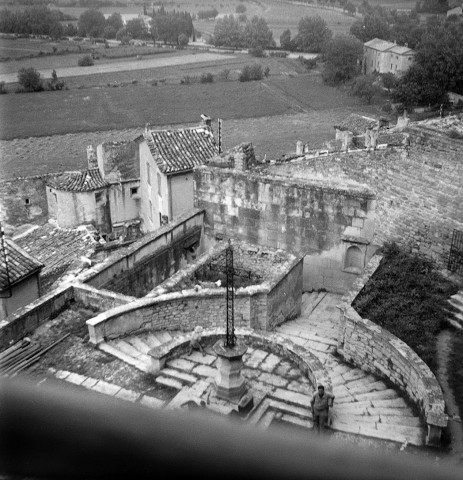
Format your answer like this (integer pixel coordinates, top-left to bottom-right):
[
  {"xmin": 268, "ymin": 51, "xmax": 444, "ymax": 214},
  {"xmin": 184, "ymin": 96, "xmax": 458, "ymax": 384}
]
[
  {"xmin": 0, "ymin": 236, "xmax": 43, "ymax": 320},
  {"xmin": 363, "ymin": 38, "xmax": 415, "ymax": 76},
  {"xmin": 139, "ymin": 119, "xmax": 218, "ymax": 232},
  {"xmin": 46, "ymin": 143, "xmax": 142, "ymax": 240},
  {"xmin": 334, "ymin": 113, "xmax": 381, "ymax": 150}
]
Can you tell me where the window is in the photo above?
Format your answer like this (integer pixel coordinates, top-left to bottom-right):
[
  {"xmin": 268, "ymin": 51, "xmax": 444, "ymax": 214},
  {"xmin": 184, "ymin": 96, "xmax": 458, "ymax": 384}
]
[
  {"xmin": 24, "ymin": 198, "xmax": 30, "ymax": 205},
  {"xmin": 53, "ymin": 193, "xmax": 57, "ymax": 202},
  {"xmin": 95, "ymin": 192, "xmax": 102, "ymax": 203},
  {"xmin": 157, "ymin": 172, "xmax": 162, "ymax": 195},
  {"xmin": 130, "ymin": 187, "xmax": 139, "ymax": 197},
  {"xmin": 149, "ymin": 200, "xmax": 153, "ymax": 221},
  {"xmin": 146, "ymin": 162, "xmax": 151, "ymax": 185}
]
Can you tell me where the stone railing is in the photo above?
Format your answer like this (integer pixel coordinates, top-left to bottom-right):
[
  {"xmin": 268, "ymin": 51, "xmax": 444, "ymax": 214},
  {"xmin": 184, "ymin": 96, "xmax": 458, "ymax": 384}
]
[{"xmin": 339, "ymin": 254, "xmax": 448, "ymax": 446}]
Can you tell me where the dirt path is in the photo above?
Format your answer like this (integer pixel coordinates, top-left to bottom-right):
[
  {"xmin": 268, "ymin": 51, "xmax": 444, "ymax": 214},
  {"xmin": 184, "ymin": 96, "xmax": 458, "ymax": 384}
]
[
  {"xmin": 0, "ymin": 52, "xmax": 234, "ymax": 84},
  {"xmin": 436, "ymin": 329, "xmax": 463, "ymax": 464}
]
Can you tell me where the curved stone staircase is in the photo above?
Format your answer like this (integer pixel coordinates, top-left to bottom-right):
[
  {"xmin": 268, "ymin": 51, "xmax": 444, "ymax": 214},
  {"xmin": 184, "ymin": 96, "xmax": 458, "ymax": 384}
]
[
  {"xmin": 92, "ymin": 292, "xmax": 425, "ymax": 446},
  {"xmin": 447, "ymin": 291, "xmax": 463, "ymax": 330}
]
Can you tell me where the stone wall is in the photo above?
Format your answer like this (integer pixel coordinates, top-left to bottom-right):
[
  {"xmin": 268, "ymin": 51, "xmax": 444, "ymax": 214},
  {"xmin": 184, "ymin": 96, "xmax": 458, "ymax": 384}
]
[
  {"xmin": 78, "ymin": 209, "xmax": 205, "ymax": 293},
  {"xmin": 0, "ymin": 174, "xmax": 58, "ymax": 234},
  {"xmin": 339, "ymin": 254, "xmax": 447, "ymax": 446},
  {"xmin": 271, "ymin": 141, "xmax": 463, "ymax": 268},
  {"xmin": 194, "ymin": 166, "xmax": 376, "ymax": 292},
  {"xmin": 73, "ymin": 284, "xmax": 135, "ymax": 311},
  {"xmin": 0, "ymin": 285, "xmax": 74, "ymax": 351}
]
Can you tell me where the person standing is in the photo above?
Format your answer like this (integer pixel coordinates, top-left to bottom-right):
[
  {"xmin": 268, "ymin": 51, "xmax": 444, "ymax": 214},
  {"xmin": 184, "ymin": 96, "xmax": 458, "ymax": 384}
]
[{"xmin": 311, "ymin": 385, "xmax": 334, "ymax": 433}]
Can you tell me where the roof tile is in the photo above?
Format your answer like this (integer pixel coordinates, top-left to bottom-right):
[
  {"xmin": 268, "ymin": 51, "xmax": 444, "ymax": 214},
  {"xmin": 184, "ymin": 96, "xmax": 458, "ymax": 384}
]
[
  {"xmin": 145, "ymin": 126, "xmax": 218, "ymax": 174},
  {"xmin": 0, "ymin": 238, "xmax": 43, "ymax": 290},
  {"xmin": 47, "ymin": 168, "xmax": 108, "ymax": 192}
]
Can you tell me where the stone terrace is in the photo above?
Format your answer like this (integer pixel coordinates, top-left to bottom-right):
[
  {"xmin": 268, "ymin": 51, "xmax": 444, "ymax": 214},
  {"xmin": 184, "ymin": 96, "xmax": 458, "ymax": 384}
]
[{"xmin": 56, "ymin": 292, "xmax": 426, "ymax": 446}]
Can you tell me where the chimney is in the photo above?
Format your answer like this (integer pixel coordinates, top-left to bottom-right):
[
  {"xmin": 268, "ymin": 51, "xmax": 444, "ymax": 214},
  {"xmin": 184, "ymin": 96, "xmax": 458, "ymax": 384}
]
[
  {"xmin": 296, "ymin": 141, "xmax": 303, "ymax": 155},
  {"xmin": 87, "ymin": 145, "xmax": 98, "ymax": 169},
  {"xmin": 217, "ymin": 118, "xmax": 223, "ymax": 154},
  {"xmin": 201, "ymin": 114, "xmax": 212, "ymax": 129}
]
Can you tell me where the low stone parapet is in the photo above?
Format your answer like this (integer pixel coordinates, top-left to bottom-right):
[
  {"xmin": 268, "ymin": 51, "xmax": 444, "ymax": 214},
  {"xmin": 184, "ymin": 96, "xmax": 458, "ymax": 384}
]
[{"xmin": 338, "ymin": 305, "xmax": 447, "ymax": 446}]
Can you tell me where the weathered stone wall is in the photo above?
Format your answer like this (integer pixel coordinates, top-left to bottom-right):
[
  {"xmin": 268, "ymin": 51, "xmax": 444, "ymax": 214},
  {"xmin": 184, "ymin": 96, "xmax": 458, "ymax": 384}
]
[
  {"xmin": 0, "ymin": 174, "xmax": 59, "ymax": 234},
  {"xmin": 78, "ymin": 209, "xmax": 205, "ymax": 293},
  {"xmin": 272, "ymin": 142, "xmax": 463, "ymax": 268},
  {"xmin": 87, "ymin": 290, "xmax": 260, "ymax": 343},
  {"xmin": 194, "ymin": 166, "xmax": 376, "ymax": 292},
  {"xmin": 266, "ymin": 261, "xmax": 303, "ymax": 329},
  {"xmin": 73, "ymin": 284, "xmax": 135, "ymax": 311},
  {"xmin": 339, "ymin": 254, "xmax": 447, "ymax": 445},
  {"xmin": 0, "ymin": 285, "xmax": 74, "ymax": 351},
  {"xmin": 102, "ymin": 226, "xmax": 202, "ymax": 297}
]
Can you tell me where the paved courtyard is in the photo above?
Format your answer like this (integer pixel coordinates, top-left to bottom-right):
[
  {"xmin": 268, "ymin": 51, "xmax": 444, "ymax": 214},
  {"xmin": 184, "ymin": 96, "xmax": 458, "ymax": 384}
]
[{"xmin": 48, "ymin": 292, "xmax": 426, "ymax": 446}]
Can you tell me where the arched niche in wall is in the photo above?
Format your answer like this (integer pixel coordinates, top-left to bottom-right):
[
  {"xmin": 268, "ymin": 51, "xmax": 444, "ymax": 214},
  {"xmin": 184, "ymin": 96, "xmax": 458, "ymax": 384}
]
[{"xmin": 342, "ymin": 235, "xmax": 369, "ymax": 274}]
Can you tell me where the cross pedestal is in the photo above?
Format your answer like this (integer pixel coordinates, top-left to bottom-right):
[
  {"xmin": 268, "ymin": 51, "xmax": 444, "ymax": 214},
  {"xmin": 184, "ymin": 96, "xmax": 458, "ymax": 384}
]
[{"xmin": 213, "ymin": 340, "xmax": 248, "ymax": 403}]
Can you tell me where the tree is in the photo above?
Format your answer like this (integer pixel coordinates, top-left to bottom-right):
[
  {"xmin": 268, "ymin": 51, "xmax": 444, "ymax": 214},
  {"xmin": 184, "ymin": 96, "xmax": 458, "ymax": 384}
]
[
  {"xmin": 351, "ymin": 74, "xmax": 382, "ymax": 103},
  {"xmin": 350, "ymin": 14, "xmax": 390, "ymax": 42},
  {"xmin": 381, "ymin": 72, "xmax": 398, "ymax": 92},
  {"xmin": 345, "ymin": 2, "xmax": 356, "ymax": 15},
  {"xmin": 294, "ymin": 16, "xmax": 332, "ymax": 53},
  {"xmin": 17, "ymin": 67, "xmax": 43, "ymax": 92},
  {"xmin": 280, "ymin": 28, "xmax": 296, "ymax": 51},
  {"xmin": 243, "ymin": 16, "xmax": 275, "ymax": 49},
  {"xmin": 212, "ymin": 15, "xmax": 244, "ymax": 48},
  {"xmin": 394, "ymin": 19, "xmax": 463, "ymax": 105},
  {"xmin": 78, "ymin": 9, "xmax": 106, "ymax": 37},
  {"xmin": 322, "ymin": 34, "xmax": 363, "ymax": 85},
  {"xmin": 125, "ymin": 18, "xmax": 147, "ymax": 39},
  {"xmin": 236, "ymin": 3, "xmax": 246, "ymax": 13},
  {"xmin": 116, "ymin": 27, "xmax": 131, "ymax": 45},
  {"xmin": 106, "ymin": 12, "xmax": 123, "ymax": 33},
  {"xmin": 178, "ymin": 33, "xmax": 189, "ymax": 47}
]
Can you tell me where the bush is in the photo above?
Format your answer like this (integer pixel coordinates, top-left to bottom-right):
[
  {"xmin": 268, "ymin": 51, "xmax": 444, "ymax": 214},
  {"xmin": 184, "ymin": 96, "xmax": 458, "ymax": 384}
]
[
  {"xmin": 264, "ymin": 66, "xmax": 270, "ymax": 77},
  {"xmin": 0, "ymin": 81, "xmax": 6, "ymax": 94},
  {"xmin": 178, "ymin": 33, "xmax": 189, "ymax": 48},
  {"xmin": 239, "ymin": 63, "xmax": 263, "ymax": 82},
  {"xmin": 17, "ymin": 67, "xmax": 43, "ymax": 92},
  {"xmin": 220, "ymin": 68, "xmax": 230, "ymax": 80},
  {"xmin": 249, "ymin": 45, "xmax": 265, "ymax": 57},
  {"xmin": 181, "ymin": 75, "xmax": 196, "ymax": 84},
  {"xmin": 236, "ymin": 3, "xmax": 247, "ymax": 13},
  {"xmin": 298, "ymin": 56, "xmax": 317, "ymax": 70},
  {"xmin": 352, "ymin": 242, "xmax": 458, "ymax": 370},
  {"xmin": 200, "ymin": 73, "xmax": 214, "ymax": 83},
  {"xmin": 238, "ymin": 14, "xmax": 247, "ymax": 23},
  {"xmin": 78, "ymin": 55, "xmax": 94, "ymax": 67}
]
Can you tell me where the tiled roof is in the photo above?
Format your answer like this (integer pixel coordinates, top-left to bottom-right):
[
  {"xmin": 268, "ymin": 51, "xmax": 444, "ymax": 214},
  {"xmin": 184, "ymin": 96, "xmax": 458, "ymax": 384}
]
[
  {"xmin": 388, "ymin": 45, "xmax": 414, "ymax": 55},
  {"xmin": 47, "ymin": 168, "xmax": 108, "ymax": 192},
  {"xmin": 0, "ymin": 238, "xmax": 43, "ymax": 290},
  {"xmin": 144, "ymin": 126, "xmax": 218, "ymax": 174},
  {"xmin": 334, "ymin": 114, "xmax": 379, "ymax": 135},
  {"xmin": 364, "ymin": 38, "xmax": 396, "ymax": 52}
]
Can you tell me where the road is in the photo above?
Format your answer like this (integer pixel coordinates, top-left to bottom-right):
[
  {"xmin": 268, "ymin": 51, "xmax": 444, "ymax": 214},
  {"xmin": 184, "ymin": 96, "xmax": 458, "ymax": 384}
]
[{"xmin": 0, "ymin": 52, "xmax": 234, "ymax": 84}]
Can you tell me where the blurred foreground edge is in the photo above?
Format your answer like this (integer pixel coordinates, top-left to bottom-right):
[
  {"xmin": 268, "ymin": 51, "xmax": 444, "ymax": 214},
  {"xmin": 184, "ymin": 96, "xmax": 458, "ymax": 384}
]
[{"xmin": 0, "ymin": 377, "xmax": 461, "ymax": 480}]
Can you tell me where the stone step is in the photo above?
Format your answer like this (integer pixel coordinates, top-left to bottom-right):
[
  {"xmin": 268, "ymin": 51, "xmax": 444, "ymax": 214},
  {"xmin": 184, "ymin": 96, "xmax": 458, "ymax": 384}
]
[
  {"xmin": 141, "ymin": 333, "xmax": 162, "ymax": 348},
  {"xmin": 258, "ymin": 409, "xmax": 276, "ymax": 429},
  {"xmin": 125, "ymin": 336, "xmax": 152, "ymax": 355},
  {"xmin": 342, "ymin": 368, "xmax": 368, "ymax": 382},
  {"xmin": 333, "ymin": 413, "xmax": 422, "ymax": 428},
  {"xmin": 450, "ymin": 292, "xmax": 463, "ymax": 307},
  {"xmin": 111, "ymin": 339, "xmax": 144, "ymax": 359},
  {"xmin": 248, "ymin": 398, "xmax": 272, "ymax": 426},
  {"xmin": 379, "ymin": 415, "xmax": 422, "ymax": 427},
  {"xmin": 354, "ymin": 389, "xmax": 398, "ymax": 402},
  {"xmin": 371, "ymin": 398, "xmax": 408, "ymax": 408},
  {"xmin": 161, "ymin": 367, "xmax": 197, "ymax": 385},
  {"xmin": 271, "ymin": 388, "xmax": 310, "ymax": 408},
  {"xmin": 344, "ymin": 374, "xmax": 377, "ymax": 389},
  {"xmin": 368, "ymin": 407, "xmax": 417, "ymax": 417},
  {"xmin": 98, "ymin": 342, "xmax": 149, "ymax": 373},
  {"xmin": 345, "ymin": 381, "xmax": 388, "ymax": 396},
  {"xmin": 280, "ymin": 414, "xmax": 312, "ymax": 429},
  {"xmin": 153, "ymin": 331, "xmax": 173, "ymax": 344},
  {"xmin": 155, "ymin": 376, "xmax": 183, "ymax": 390},
  {"xmin": 332, "ymin": 420, "xmax": 424, "ymax": 446},
  {"xmin": 166, "ymin": 358, "xmax": 196, "ymax": 372},
  {"xmin": 269, "ymin": 399, "xmax": 311, "ymax": 419},
  {"xmin": 139, "ymin": 395, "xmax": 166, "ymax": 409}
]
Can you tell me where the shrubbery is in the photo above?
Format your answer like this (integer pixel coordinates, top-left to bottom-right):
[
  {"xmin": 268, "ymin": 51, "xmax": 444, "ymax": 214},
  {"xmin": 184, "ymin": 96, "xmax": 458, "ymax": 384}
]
[
  {"xmin": 78, "ymin": 55, "xmax": 94, "ymax": 67},
  {"xmin": 200, "ymin": 73, "xmax": 214, "ymax": 83},
  {"xmin": 17, "ymin": 67, "xmax": 43, "ymax": 92},
  {"xmin": 0, "ymin": 81, "xmax": 6, "ymax": 94},
  {"xmin": 239, "ymin": 64, "xmax": 264, "ymax": 82},
  {"xmin": 352, "ymin": 242, "xmax": 458, "ymax": 370}
]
